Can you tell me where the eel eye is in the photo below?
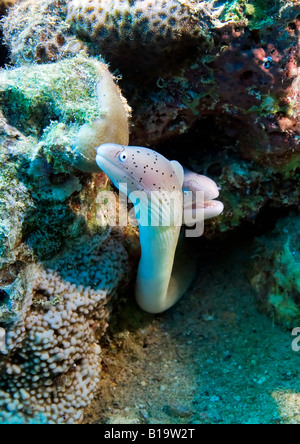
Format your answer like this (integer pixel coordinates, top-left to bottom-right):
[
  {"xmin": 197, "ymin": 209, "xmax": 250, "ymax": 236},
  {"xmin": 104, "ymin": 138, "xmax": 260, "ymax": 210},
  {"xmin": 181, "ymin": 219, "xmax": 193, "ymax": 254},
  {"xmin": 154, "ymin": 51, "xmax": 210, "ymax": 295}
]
[{"xmin": 119, "ymin": 152, "xmax": 128, "ymax": 162}]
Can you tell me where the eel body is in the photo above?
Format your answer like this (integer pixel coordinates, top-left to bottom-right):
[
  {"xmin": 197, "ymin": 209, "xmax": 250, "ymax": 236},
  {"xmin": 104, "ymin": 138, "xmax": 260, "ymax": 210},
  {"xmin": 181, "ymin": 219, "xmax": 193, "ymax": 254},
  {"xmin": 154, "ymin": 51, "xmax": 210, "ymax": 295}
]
[{"xmin": 96, "ymin": 143, "xmax": 223, "ymax": 313}]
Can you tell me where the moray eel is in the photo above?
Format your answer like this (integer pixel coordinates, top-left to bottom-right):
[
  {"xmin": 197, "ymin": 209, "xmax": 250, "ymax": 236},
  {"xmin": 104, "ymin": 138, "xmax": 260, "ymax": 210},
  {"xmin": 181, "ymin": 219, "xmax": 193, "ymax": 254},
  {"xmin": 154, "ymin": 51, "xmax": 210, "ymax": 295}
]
[{"xmin": 96, "ymin": 143, "xmax": 223, "ymax": 314}]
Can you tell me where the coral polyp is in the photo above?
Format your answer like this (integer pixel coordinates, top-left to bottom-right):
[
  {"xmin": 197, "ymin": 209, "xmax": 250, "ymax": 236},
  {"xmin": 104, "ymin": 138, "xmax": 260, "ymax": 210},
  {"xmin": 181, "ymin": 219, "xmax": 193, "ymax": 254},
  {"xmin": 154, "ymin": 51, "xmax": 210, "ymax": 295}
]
[
  {"xmin": 0, "ymin": 234, "xmax": 129, "ymax": 424},
  {"xmin": 66, "ymin": 0, "xmax": 207, "ymax": 58}
]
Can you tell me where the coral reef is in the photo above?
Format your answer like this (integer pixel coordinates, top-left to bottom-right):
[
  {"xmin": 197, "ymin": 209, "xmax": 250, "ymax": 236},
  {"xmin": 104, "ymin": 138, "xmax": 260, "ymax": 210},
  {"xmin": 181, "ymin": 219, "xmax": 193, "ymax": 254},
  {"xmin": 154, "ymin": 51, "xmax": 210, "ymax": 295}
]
[
  {"xmin": 0, "ymin": 53, "xmax": 130, "ymax": 172},
  {"xmin": 0, "ymin": 0, "xmax": 15, "ymax": 66},
  {"xmin": 147, "ymin": 119, "xmax": 300, "ymax": 234},
  {"xmin": 0, "ymin": 115, "xmax": 34, "ymax": 323},
  {"xmin": 66, "ymin": 0, "xmax": 213, "ymax": 68},
  {"xmin": 0, "ymin": 0, "xmax": 299, "ymax": 424},
  {"xmin": 1, "ymin": 412, "xmax": 48, "ymax": 424},
  {"xmin": 0, "ymin": 54, "xmax": 132, "ymax": 423},
  {"xmin": 0, "ymin": 233, "xmax": 129, "ymax": 424},
  {"xmin": 2, "ymin": 0, "xmax": 299, "ymax": 176},
  {"xmin": 206, "ymin": 151, "xmax": 299, "ymax": 234},
  {"xmin": 0, "ymin": 123, "xmax": 32, "ymax": 267},
  {"xmin": 250, "ymin": 212, "xmax": 300, "ymax": 328},
  {"xmin": 130, "ymin": 3, "xmax": 300, "ymax": 169},
  {"xmin": 2, "ymin": 0, "xmax": 87, "ymax": 66},
  {"xmin": 125, "ymin": 0, "xmax": 300, "ymax": 232}
]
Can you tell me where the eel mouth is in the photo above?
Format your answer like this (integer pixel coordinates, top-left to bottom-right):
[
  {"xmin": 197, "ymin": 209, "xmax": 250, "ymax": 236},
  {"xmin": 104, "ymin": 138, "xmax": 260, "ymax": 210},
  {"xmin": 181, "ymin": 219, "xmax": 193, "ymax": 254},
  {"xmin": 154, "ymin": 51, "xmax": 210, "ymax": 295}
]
[
  {"xmin": 187, "ymin": 198, "xmax": 224, "ymax": 220},
  {"xmin": 203, "ymin": 199, "xmax": 224, "ymax": 219},
  {"xmin": 96, "ymin": 152, "xmax": 122, "ymax": 182},
  {"xmin": 196, "ymin": 198, "xmax": 224, "ymax": 208},
  {"xmin": 95, "ymin": 145, "xmax": 135, "ymax": 189},
  {"xmin": 203, "ymin": 199, "xmax": 223, "ymax": 209}
]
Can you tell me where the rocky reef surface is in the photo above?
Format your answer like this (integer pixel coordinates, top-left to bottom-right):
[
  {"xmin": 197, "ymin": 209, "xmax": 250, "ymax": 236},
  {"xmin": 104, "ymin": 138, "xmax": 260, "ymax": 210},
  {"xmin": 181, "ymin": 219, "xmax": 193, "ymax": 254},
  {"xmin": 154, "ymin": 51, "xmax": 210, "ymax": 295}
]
[
  {"xmin": 251, "ymin": 212, "xmax": 300, "ymax": 328},
  {"xmin": 3, "ymin": 0, "xmax": 299, "ymax": 233},
  {"xmin": 0, "ymin": 0, "xmax": 299, "ymax": 424},
  {"xmin": 0, "ymin": 51, "xmax": 132, "ymax": 422}
]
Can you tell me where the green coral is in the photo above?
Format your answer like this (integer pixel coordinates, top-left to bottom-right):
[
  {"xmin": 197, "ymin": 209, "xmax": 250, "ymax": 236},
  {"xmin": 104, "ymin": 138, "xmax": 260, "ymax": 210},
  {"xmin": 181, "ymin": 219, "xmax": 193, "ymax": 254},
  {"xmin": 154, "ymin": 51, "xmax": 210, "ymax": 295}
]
[
  {"xmin": 251, "ymin": 214, "xmax": 300, "ymax": 328},
  {"xmin": 0, "ymin": 52, "xmax": 130, "ymax": 173},
  {"xmin": 0, "ymin": 135, "xmax": 33, "ymax": 266},
  {"xmin": 0, "ymin": 55, "xmax": 106, "ymax": 259},
  {"xmin": 274, "ymin": 240, "xmax": 300, "ymax": 294},
  {"xmin": 0, "ymin": 54, "xmax": 130, "ymax": 326},
  {"xmin": 0, "ymin": 54, "xmax": 102, "ymax": 170}
]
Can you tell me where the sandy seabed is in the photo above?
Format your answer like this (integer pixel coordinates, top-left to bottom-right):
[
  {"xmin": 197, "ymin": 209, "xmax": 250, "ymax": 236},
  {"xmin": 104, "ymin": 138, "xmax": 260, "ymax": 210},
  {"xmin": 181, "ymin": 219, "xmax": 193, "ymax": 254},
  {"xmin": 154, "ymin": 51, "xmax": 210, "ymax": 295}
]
[{"xmin": 84, "ymin": 236, "xmax": 300, "ymax": 425}]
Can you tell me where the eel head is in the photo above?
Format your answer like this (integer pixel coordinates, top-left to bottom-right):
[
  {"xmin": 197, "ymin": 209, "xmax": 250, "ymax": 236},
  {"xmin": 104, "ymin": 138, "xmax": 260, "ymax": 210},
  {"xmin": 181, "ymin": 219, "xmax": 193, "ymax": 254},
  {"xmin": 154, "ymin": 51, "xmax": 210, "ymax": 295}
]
[{"xmin": 96, "ymin": 143, "xmax": 184, "ymax": 196}]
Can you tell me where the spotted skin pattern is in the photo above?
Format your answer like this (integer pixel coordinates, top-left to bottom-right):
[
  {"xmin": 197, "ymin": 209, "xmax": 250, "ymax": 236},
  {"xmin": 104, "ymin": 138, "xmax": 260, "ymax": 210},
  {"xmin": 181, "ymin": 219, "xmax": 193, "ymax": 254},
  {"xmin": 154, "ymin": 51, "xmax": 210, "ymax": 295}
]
[{"xmin": 96, "ymin": 143, "xmax": 223, "ymax": 313}]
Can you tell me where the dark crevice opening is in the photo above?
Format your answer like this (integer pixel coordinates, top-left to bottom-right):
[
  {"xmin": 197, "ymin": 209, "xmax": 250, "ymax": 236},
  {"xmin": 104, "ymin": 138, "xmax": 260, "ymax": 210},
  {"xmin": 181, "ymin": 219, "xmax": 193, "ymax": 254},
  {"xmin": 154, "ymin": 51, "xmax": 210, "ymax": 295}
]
[
  {"xmin": 153, "ymin": 115, "xmax": 299, "ymax": 245},
  {"xmin": 0, "ymin": 289, "xmax": 9, "ymax": 305},
  {"xmin": 154, "ymin": 115, "xmax": 241, "ymax": 170},
  {"xmin": 0, "ymin": 8, "xmax": 9, "ymax": 67},
  {"xmin": 192, "ymin": 206, "xmax": 299, "ymax": 273},
  {"xmin": 0, "ymin": 36, "xmax": 8, "ymax": 67}
]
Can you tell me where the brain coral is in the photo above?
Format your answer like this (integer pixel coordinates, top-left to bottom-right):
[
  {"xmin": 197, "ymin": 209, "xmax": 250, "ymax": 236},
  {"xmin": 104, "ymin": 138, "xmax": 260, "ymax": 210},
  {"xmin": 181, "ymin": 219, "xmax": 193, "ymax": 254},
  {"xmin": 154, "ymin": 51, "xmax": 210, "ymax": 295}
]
[
  {"xmin": 67, "ymin": 0, "xmax": 207, "ymax": 49},
  {"xmin": 1, "ymin": 0, "xmax": 218, "ymax": 68},
  {"xmin": 2, "ymin": 0, "xmax": 87, "ymax": 65},
  {"xmin": 0, "ymin": 233, "xmax": 129, "ymax": 424}
]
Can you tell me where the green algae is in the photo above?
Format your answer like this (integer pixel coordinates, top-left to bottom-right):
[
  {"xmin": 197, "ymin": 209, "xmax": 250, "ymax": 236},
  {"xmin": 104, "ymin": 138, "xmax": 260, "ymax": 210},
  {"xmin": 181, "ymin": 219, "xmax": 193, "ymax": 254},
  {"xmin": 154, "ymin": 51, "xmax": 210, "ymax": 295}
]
[
  {"xmin": 251, "ymin": 214, "xmax": 300, "ymax": 328},
  {"xmin": 246, "ymin": 94, "xmax": 291, "ymax": 117},
  {"xmin": 221, "ymin": 0, "xmax": 281, "ymax": 29},
  {"xmin": 0, "ymin": 147, "xmax": 33, "ymax": 265},
  {"xmin": 274, "ymin": 239, "xmax": 300, "ymax": 295},
  {"xmin": 0, "ymin": 53, "xmax": 123, "ymax": 177},
  {"xmin": 0, "ymin": 55, "xmax": 116, "ymax": 269},
  {"xmin": 280, "ymin": 154, "xmax": 300, "ymax": 174},
  {"xmin": 0, "ymin": 54, "xmax": 101, "ymax": 139}
]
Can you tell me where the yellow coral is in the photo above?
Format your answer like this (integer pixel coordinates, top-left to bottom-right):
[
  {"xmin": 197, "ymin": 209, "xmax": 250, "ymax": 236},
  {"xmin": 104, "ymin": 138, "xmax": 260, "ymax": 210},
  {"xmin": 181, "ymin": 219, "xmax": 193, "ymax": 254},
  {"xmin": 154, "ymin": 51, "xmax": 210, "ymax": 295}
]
[{"xmin": 74, "ymin": 64, "xmax": 131, "ymax": 172}]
